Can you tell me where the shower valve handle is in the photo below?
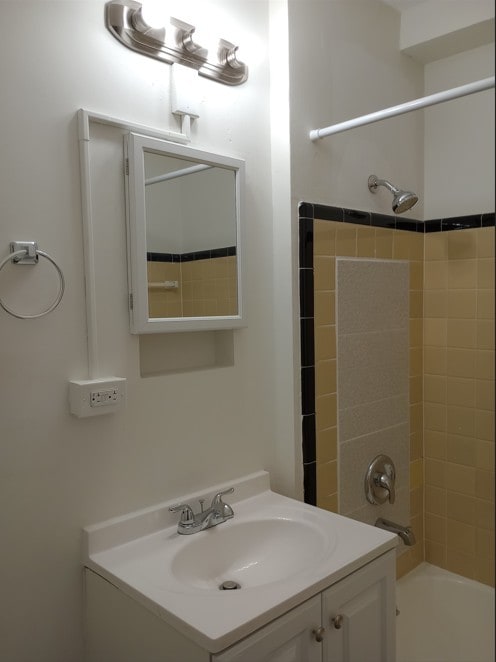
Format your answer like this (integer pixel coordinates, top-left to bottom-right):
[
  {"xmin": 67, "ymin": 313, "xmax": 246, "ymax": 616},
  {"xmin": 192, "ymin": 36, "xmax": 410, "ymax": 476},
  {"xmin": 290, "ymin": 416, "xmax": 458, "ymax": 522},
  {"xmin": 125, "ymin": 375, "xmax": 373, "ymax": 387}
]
[
  {"xmin": 365, "ymin": 455, "xmax": 396, "ymax": 505},
  {"xmin": 375, "ymin": 466, "xmax": 395, "ymax": 504}
]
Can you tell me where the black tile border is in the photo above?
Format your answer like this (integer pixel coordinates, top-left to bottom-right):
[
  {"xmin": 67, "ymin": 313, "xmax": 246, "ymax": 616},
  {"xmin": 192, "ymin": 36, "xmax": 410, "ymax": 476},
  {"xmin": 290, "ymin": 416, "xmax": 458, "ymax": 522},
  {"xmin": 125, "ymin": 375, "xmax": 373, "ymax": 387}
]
[
  {"xmin": 370, "ymin": 213, "xmax": 397, "ymax": 229},
  {"xmin": 147, "ymin": 246, "xmax": 236, "ymax": 263},
  {"xmin": 298, "ymin": 200, "xmax": 495, "ymax": 506},
  {"xmin": 302, "ymin": 414, "xmax": 316, "ymax": 464},
  {"xmin": 423, "ymin": 220, "xmax": 442, "ymax": 233},
  {"xmin": 313, "ymin": 204, "xmax": 343, "ymax": 222},
  {"xmin": 301, "ymin": 367, "xmax": 315, "ymax": 416},
  {"xmin": 299, "ymin": 217, "xmax": 314, "ymax": 269},
  {"xmin": 395, "ymin": 218, "xmax": 420, "ymax": 232},
  {"xmin": 303, "ymin": 462, "xmax": 317, "ymax": 506},
  {"xmin": 300, "ymin": 202, "xmax": 495, "ymax": 233},
  {"xmin": 441, "ymin": 215, "xmax": 485, "ymax": 231},
  {"xmin": 300, "ymin": 318, "xmax": 314, "ymax": 369},
  {"xmin": 344, "ymin": 208, "xmax": 371, "ymax": 225},
  {"xmin": 147, "ymin": 251, "xmax": 181, "ymax": 262},
  {"xmin": 299, "ymin": 269, "xmax": 314, "ymax": 318},
  {"xmin": 298, "ymin": 213, "xmax": 317, "ymax": 482}
]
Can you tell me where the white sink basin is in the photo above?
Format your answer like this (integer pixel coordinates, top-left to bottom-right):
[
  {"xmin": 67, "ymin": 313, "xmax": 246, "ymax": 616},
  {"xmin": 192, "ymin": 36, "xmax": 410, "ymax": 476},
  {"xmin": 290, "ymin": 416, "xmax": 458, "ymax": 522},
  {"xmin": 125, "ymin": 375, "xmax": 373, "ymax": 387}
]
[
  {"xmin": 171, "ymin": 516, "xmax": 334, "ymax": 590},
  {"xmin": 83, "ymin": 471, "xmax": 397, "ymax": 652}
]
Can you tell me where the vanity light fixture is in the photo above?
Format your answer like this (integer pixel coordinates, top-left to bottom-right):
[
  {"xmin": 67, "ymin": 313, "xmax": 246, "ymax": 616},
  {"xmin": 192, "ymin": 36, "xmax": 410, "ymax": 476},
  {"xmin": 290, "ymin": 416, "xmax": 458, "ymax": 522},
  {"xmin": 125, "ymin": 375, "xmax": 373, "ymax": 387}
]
[{"xmin": 105, "ymin": 0, "xmax": 248, "ymax": 86}]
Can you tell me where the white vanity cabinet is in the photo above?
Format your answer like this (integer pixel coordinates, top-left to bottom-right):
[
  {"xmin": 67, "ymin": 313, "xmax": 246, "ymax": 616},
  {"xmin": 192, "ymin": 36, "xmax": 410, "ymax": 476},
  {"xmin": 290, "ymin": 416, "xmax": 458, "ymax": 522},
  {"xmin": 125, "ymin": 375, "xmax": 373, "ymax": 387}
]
[
  {"xmin": 322, "ymin": 550, "xmax": 395, "ymax": 662},
  {"xmin": 85, "ymin": 551, "xmax": 395, "ymax": 662},
  {"xmin": 213, "ymin": 551, "xmax": 395, "ymax": 662},
  {"xmin": 83, "ymin": 473, "xmax": 398, "ymax": 662},
  {"xmin": 212, "ymin": 596, "xmax": 322, "ymax": 662}
]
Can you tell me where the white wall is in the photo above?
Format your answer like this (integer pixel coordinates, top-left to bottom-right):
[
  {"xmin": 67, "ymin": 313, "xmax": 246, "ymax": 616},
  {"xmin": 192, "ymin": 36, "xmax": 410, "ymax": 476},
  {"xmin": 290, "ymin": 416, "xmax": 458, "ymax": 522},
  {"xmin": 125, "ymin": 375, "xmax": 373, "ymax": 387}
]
[
  {"xmin": 424, "ymin": 43, "xmax": 495, "ymax": 218},
  {"xmin": 144, "ymin": 153, "xmax": 237, "ymax": 254},
  {"xmin": 0, "ymin": 1, "xmax": 493, "ymax": 660},
  {"xmin": 284, "ymin": 2, "xmax": 424, "ymax": 510},
  {"xmin": 268, "ymin": 0, "xmax": 300, "ymax": 499},
  {"xmin": 0, "ymin": 2, "xmax": 281, "ymax": 661},
  {"xmin": 287, "ymin": 0, "xmax": 424, "ymax": 216},
  {"xmin": 400, "ymin": 0, "xmax": 494, "ymax": 62}
]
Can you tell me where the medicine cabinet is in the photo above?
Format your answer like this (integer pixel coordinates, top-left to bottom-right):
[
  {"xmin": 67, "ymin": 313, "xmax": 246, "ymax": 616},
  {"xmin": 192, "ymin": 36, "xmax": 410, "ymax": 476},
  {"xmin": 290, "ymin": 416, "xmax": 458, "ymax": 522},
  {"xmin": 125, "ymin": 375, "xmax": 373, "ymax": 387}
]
[{"xmin": 124, "ymin": 133, "xmax": 245, "ymax": 333}]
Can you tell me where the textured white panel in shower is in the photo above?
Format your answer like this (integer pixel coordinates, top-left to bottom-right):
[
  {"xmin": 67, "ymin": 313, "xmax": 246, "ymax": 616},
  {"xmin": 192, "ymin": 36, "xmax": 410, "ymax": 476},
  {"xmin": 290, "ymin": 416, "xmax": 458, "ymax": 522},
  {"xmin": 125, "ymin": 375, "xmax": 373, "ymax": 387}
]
[
  {"xmin": 339, "ymin": 394, "xmax": 409, "ymax": 443},
  {"xmin": 336, "ymin": 258, "xmax": 410, "ymax": 527},
  {"xmin": 338, "ymin": 330, "xmax": 409, "ymax": 407},
  {"xmin": 336, "ymin": 258, "xmax": 409, "ymax": 334}
]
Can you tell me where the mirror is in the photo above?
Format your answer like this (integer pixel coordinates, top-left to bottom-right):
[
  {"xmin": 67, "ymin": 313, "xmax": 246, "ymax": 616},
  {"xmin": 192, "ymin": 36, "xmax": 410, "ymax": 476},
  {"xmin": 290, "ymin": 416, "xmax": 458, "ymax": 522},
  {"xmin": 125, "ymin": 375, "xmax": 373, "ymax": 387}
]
[{"xmin": 125, "ymin": 133, "xmax": 245, "ymax": 333}]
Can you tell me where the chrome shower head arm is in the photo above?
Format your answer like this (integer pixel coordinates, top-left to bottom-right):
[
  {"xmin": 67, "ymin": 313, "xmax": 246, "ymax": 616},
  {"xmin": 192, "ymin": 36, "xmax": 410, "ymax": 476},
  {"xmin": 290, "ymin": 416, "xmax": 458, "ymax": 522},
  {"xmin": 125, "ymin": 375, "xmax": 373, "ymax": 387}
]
[{"xmin": 368, "ymin": 175, "xmax": 400, "ymax": 195}]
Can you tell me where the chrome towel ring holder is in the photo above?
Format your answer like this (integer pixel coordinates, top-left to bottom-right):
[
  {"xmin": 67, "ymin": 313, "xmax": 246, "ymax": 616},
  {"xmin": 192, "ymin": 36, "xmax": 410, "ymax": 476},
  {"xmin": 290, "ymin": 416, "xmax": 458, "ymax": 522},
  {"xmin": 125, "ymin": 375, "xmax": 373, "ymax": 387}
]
[{"xmin": 0, "ymin": 241, "xmax": 65, "ymax": 319}]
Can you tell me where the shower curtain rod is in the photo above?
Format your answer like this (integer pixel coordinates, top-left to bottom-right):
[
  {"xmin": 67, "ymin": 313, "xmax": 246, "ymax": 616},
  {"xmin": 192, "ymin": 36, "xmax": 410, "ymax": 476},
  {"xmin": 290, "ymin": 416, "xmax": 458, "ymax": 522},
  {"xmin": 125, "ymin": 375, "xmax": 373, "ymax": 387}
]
[
  {"xmin": 309, "ymin": 76, "xmax": 495, "ymax": 141},
  {"xmin": 145, "ymin": 164, "xmax": 211, "ymax": 186}
]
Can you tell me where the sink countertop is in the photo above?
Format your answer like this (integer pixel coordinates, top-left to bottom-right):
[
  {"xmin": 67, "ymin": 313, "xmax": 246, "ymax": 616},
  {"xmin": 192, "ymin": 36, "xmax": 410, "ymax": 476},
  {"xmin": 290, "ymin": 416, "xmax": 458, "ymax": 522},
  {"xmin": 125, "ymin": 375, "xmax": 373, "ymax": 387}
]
[{"xmin": 83, "ymin": 470, "xmax": 397, "ymax": 653}]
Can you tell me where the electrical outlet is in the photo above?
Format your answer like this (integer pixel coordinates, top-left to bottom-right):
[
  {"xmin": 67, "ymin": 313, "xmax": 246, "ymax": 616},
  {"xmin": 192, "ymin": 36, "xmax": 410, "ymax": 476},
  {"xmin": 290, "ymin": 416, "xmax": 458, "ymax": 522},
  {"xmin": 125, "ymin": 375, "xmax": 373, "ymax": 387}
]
[
  {"xmin": 69, "ymin": 377, "xmax": 126, "ymax": 418},
  {"xmin": 90, "ymin": 388, "xmax": 119, "ymax": 407}
]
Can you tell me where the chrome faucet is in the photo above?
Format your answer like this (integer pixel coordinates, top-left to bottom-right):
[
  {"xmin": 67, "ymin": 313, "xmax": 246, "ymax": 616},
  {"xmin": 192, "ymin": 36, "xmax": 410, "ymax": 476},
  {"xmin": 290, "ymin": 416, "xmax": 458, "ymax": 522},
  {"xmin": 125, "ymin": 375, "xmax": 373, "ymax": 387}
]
[
  {"xmin": 375, "ymin": 517, "xmax": 416, "ymax": 546},
  {"xmin": 169, "ymin": 487, "xmax": 234, "ymax": 535}
]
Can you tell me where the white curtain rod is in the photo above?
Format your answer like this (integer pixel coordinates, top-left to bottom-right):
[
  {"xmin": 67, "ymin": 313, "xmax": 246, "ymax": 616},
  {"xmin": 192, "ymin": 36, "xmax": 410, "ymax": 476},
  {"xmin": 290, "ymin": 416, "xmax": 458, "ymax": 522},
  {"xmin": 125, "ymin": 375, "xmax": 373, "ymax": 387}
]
[
  {"xmin": 309, "ymin": 76, "xmax": 495, "ymax": 141},
  {"xmin": 145, "ymin": 164, "xmax": 211, "ymax": 185}
]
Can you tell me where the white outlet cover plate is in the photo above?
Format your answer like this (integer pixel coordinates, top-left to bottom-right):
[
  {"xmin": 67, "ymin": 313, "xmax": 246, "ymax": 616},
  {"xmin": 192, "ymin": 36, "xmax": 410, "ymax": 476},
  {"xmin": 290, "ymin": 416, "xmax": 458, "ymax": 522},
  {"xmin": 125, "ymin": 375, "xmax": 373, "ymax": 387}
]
[{"xmin": 69, "ymin": 377, "xmax": 127, "ymax": 418}]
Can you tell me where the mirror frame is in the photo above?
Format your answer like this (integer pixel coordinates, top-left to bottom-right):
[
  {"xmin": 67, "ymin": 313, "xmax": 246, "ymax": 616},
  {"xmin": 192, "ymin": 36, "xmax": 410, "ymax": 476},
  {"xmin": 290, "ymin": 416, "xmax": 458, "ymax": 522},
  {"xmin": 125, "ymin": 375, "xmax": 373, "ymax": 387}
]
[{"xmin": 124, "ymin": 132, "xmax": 246, "ymax": 333}]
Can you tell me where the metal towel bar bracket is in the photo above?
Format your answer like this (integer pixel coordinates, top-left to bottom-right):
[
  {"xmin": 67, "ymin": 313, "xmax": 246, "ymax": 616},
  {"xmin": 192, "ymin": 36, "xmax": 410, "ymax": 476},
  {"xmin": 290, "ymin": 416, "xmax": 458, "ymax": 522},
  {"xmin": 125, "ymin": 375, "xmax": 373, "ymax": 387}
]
[{"xmin": 0, "ymin": 242, "xmax": 65, "ymax": 319}]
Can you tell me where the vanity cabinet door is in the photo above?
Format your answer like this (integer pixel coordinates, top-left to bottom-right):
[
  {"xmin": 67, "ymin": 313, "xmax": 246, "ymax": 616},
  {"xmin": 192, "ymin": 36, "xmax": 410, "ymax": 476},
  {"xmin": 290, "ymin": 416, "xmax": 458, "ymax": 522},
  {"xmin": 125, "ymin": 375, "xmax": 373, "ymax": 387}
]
[
  {"xmin": 212, "ymin": 596, "xmax": 322, "ymax": 662},
  {"xmin": 322, "ymin": 551, "xmax": 396, "ymax": 662}
]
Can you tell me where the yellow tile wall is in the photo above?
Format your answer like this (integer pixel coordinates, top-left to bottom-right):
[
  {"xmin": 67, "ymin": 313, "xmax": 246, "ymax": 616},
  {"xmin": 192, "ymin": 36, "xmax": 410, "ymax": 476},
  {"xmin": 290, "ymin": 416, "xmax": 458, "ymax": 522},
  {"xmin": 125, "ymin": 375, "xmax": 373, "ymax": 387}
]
[
  {"xmin": 147, "ymin": 261, "xmax": 182, "ymax": 317},
  {"xmin": 313, "ymin": 220, "xmax": 494, "ymax": 584},
  {"xmin": 181, "ymin": 255, "xmax": 237, "ymax": 317},
  {"xmin": 147, "ymin": 256, "xmax": 237, "ymax": 318},
  {"xmin": 424, "ymin": 226, "xmax": 495, "ymax": 586},
  {"xmin": 313, "ymin": 220, "xmax": 424, "ymax": 575}
]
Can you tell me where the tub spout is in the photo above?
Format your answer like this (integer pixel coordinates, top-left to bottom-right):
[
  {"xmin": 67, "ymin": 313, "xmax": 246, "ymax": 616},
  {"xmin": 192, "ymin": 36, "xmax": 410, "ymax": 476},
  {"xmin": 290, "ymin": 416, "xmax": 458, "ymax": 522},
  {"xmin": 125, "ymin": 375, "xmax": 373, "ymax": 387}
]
[
  {"xmin": 398, "ymin": 527, "xmax": 416, "ymax": 546},
  {"xmin": 375, "ymin": 517, "xmax": 416, "ymax": 546}
]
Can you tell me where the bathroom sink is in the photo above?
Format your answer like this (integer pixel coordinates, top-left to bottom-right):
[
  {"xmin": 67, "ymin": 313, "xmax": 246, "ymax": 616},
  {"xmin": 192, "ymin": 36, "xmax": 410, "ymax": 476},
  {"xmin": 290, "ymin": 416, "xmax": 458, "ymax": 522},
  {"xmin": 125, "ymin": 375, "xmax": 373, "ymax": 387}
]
[
  {"xmin": 171, "ymin": 517, "xmax": 332, "ymax": 590},
  {"xmin": 83, "ymin": 470, "xmax": 397, "ymax": 652}
]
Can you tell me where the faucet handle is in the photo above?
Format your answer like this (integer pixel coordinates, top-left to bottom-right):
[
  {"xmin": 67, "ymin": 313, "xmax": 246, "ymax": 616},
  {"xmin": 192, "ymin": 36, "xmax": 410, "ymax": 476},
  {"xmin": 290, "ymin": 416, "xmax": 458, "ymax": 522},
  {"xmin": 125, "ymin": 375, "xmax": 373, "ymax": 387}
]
[
  {"xmin": 169, "ymin": 503, "xmax": 194, "ymax": 524},
  {"xmin": 378, "ymin": 464, "xmax": 396, "ymax": 504},
  {"xmin": 210, "ymin": 488, "xmax": 234, "ymax": 518},
  {"xmin": 210, "ymin": 487, "xmax": 234, "ymax": 507}
]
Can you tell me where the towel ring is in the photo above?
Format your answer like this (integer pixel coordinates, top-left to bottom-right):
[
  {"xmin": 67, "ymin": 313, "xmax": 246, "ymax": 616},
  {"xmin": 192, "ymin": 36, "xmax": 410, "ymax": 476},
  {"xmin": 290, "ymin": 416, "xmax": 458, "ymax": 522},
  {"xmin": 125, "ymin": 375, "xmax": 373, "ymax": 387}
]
[{"xmin": 0, "ymin": 243, "xmax": 65, "ymax": 319}]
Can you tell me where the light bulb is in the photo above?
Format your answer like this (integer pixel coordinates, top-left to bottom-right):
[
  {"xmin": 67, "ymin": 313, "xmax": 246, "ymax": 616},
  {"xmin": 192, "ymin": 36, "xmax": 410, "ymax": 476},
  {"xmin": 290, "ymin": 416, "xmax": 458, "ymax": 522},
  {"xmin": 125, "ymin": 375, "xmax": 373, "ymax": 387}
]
[
  {"xmin": 237, "ymin": 33, "xmax": 265, "ymax": 67},
  {"xmin": 140, "ymin": 1, "xmax": 168, "ymax": 29}
]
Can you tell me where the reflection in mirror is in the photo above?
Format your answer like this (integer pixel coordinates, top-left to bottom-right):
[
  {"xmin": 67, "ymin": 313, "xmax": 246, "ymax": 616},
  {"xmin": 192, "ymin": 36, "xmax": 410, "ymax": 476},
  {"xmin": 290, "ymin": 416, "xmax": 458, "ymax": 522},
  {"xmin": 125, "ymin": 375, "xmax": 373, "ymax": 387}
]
[
  {"xmin": 125, "ymin": 133, "xmax": 245, "ymax": 333},
  {"xmin": 144, "ymin": 152, "xmax": 238, "ymax": 319}
]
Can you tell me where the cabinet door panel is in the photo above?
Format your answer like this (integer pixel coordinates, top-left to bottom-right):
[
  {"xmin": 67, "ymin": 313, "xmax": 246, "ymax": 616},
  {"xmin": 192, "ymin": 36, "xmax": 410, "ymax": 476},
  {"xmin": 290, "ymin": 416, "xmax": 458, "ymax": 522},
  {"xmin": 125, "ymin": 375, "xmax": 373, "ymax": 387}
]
[
  {"xmin": 212, "ymin": 596, "xmax": 322, "ymax": 662},
  {"xmin": 323, "ymin": 551, "xmax": 396, "ymax": 662}
]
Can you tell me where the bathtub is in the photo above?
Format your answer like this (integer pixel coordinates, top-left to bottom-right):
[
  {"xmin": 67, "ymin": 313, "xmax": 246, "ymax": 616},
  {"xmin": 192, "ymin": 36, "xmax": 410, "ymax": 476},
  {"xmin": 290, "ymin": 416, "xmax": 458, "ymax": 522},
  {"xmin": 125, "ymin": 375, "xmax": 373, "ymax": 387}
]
[{"xmin": 396, "ymin": 562, "xmax": 495, "ymax": 662}]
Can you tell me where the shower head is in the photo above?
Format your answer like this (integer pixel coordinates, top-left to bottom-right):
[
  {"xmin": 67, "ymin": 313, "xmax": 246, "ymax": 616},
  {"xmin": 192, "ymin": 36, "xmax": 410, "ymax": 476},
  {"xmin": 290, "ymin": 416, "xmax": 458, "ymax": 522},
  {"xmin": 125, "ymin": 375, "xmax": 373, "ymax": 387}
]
[{"xmin": 368, "ymin": 175, "xmax": 418, "ymax": 214}]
